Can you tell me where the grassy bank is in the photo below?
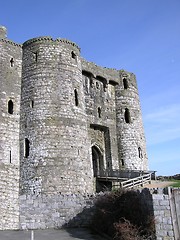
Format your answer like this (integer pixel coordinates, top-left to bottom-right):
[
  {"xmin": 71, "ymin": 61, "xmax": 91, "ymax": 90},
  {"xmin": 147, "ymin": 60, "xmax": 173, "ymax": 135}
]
[{"xmin": 170, "ymin": 180, "xmax": 180, "ymax": 187}]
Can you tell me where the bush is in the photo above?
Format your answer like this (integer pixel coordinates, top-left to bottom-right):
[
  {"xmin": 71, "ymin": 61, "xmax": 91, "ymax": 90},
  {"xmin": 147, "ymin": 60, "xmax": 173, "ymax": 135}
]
[{"xmin": 92, "ymin": 189, "xmax": 156, "ymax": 240}]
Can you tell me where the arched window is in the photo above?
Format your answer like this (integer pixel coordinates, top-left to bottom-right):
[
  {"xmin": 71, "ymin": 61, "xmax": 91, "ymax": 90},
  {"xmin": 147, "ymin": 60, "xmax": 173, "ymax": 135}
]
[
  {"xmin": 124, "ymin": 108, "xmax": 131, "ymax": 123},
  {"xmin": 98, "ymin": 107, "xmax": 101, "ymax": 118},
  {"xmin": 138, "ymin": 147, "xmax": 143, "ymax": 159},
  {"xmin": 8, "ymin": 100, "xmax": 14, "ymax": 114},
  {"xmin": 123, "ymin": 78, "xmax": 128, "ymax": 89},
  {"xmin": 24, "ymin": 138, "xmax": 30, "ymax": 158},
  {"xmin": 74, "ymin": 89, "xmax": 79, "ymax": 106}
]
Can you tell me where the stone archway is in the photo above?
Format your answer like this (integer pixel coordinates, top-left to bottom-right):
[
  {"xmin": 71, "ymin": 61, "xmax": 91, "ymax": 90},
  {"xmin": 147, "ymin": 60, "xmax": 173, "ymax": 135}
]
[{"xmin": 92, "ymin": 145, "xmax": 104, "ymax": 177}]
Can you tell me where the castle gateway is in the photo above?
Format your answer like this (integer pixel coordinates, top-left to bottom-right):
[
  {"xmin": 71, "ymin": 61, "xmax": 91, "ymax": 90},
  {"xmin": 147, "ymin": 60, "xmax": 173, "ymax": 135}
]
[{"xmin": 0, "ymin": 26, "xmax": 148, "ymax": 229}]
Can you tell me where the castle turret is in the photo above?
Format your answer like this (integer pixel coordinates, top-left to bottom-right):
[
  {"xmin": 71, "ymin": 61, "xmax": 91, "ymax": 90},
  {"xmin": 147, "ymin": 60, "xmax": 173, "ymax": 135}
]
[
  {"xmin": 115, "ymin": 70, "xmax": 148, "ymax": 170},
  {"xmin": 0, "ymin": 26, "xmax": 22, "ymax": 229},
  {"xmin": 20, "ymin": 37, "xmax": 93, "ymax": 196}
]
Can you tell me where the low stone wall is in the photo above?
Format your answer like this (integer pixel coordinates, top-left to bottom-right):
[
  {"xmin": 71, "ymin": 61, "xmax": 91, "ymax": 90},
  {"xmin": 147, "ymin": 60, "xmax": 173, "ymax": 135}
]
[
  {"xmin": 19, "ymin": 193, "xmax": 96, "ymax": 229},
  {"xmin": 4, "ymin": 187, "xmax": 180, "ymax": 240}
]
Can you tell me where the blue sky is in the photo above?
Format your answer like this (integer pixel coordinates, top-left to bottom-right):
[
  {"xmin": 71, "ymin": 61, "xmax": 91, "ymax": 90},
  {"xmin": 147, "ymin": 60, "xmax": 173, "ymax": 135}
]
[{"xmin": 1, "ymin": 0, "xmax": 180, "ymax": 175}]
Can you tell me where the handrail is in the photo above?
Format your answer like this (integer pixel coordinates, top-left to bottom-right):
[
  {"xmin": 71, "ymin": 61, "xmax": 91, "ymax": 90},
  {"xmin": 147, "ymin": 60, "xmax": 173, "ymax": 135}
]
[
  {"xmin": 98, "ymin": 169, "xmax": 156, "ymax": 180},
  {"xmin": 120, "ymin": 173, "xmax": 152, "ymax": 189}
]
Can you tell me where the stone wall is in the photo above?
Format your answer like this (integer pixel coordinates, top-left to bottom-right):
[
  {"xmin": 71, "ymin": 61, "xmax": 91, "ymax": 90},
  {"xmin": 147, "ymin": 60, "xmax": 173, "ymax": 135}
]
[
  {"xmin": 152, "ymin": 189, "xmax": 174, "ymax": 239},
  {"xmin": 0, "ymin": 27, "xmax": 22, "ymax": 230},
  {"xmin": 19, "ymin": 193, "xmax": 95, "ymax": 229},
  {"xmin": 0, "ymin": 165, "xmax": 20, "ymax": 230},
  {"xmin": 19, "ymin": 187, "xmax": 180, "ymax": 240},
  {"xmin": 151, "ymin": 187, "xmax": 180, "ymax": 240}
]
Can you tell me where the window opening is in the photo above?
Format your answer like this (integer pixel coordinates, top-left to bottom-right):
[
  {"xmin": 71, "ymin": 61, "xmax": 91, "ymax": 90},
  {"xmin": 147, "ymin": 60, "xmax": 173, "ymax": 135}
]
[
  {"xmin": 123, "ymin": 78, "xmax": 128, "ymax": 89},
  {"xmin": 125, "ymin": 108, "xmax": 131, "ymax": 123},
  {"xmin": 33, "ymin": 52, "xmax": 38, "ymax": 62},
  {"xmin": 71, "ymin": 51, "xmax": 76, "ymax": 60},
  {"xmin": 35, "ymin": 52, "xmax": 38, "ymax": 62},
  {"xmin": 10, "ymin": 150, "xmax": 12, "ymax": 163},
  {"xmin": 121, "ymin": 159, "xmax": 125, "ymax": 166},
  {"xmin": 8, "ymin": 100, "xmax": 14, "ymax": 114},
  {"xmin": 138, "ymin": 147, "xmax": 143, "ymax": 159},
  {"xmin": 98, "ymin": 107, "xmax": 101, "ymax": 118},
  {"xmin": 30, "ymin": 100, "xmax": 34, "ymax": 108},
  {"xmin": 74, "ymin": 89, "xmax": 79, "ymax": 106},
  {"xmin": 24, "ymin": 138, "xmax": 30, "ymax": 158},
  {"xmin": 10, "ymin": 58, "xmax": 14, "ymax": 67}
]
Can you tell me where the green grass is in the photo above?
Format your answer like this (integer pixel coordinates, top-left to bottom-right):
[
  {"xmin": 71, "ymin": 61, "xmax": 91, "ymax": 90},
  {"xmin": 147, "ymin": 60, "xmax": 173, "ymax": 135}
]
[{"xmin": 169, "ymin": 180, "xmax": 180, "ymax": 187}]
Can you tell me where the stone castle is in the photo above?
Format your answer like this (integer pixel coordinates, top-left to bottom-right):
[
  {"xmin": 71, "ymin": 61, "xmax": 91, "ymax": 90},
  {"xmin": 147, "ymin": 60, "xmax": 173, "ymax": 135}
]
[{"xmin": 0, "ymin": 26, "xmax": 148, "ymax": 229}]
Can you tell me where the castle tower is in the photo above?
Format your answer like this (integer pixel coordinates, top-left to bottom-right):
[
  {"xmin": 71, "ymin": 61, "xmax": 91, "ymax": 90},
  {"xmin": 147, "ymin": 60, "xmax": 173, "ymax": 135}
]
[
  {"xmin": 0, "ymin": 26, "xmax": 22, "ymax": 229},
  {"xmin": 115, "ymin": 70, "xmax": 148, "ymax": 170},
  {"xmin": 0, "ymin": 27, "xmax": 149, "ymax": 230},
  {"xmin": 20, "ymin": 37, "xmax": 94, "ymax": 196}
]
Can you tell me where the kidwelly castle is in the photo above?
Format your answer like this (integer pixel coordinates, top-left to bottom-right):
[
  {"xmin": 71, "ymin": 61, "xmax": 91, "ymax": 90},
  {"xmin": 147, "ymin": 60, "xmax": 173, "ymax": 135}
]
[{"xmin": 0, "ymin": 26, "xmax": 148, "ymax": 230}]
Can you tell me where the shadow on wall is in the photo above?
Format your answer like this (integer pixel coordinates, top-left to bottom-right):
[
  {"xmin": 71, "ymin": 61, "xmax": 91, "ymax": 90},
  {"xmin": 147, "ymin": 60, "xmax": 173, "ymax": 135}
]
[{"xmin": 63, "ymin": 189, "xmax": 156, "ymax": 240}]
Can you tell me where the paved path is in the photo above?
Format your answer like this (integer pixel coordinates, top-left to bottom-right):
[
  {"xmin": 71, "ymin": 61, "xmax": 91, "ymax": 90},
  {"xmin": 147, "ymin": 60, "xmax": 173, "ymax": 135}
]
[{"xmin": 0, "ymin": 228, "xmax": 105, "ymax": 240}]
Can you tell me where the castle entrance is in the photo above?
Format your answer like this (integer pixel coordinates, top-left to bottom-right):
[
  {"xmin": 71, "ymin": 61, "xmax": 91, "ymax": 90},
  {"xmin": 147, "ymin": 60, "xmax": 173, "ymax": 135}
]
[{"xmin": 92, "ymin": 146, "xmax": 104, "ymax": 177}]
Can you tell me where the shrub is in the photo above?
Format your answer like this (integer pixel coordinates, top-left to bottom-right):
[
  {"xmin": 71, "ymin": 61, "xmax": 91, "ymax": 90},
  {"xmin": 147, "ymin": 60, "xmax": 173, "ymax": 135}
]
[{"xmin": 92, "ymin": 189, "xmax": 156, "ymax": 240}]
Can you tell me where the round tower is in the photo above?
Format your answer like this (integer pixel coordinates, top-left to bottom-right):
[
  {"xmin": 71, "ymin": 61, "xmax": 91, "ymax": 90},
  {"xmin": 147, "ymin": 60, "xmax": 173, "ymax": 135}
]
[
  {"xmin": 115, "ymin": 70, "xmax": 148, "ymax": 170},
  {"xmin": 20, "ymin": 37, "xmax": 93, "ymax": 196}
]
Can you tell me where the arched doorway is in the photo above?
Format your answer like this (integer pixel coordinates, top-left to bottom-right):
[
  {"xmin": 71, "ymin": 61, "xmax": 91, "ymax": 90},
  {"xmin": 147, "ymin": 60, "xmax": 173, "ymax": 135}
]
[{"xmin": 92, "ymin": 145, "xmax": 104, "ymax": 177}]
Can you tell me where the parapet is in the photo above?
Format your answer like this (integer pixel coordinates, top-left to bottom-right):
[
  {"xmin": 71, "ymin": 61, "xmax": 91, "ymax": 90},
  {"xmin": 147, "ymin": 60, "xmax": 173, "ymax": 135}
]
[{"xmin": 23, "ymin": 36, "xmax": 80, "ymax": 52}]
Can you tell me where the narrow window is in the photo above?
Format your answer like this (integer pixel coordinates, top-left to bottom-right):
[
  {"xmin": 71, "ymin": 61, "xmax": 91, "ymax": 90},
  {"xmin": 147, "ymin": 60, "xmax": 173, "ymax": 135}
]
[
  {"xmin": 10, "ymin": 58, "xmax": 14, "ymax": 67},
  {"xmin": 138, "ymin": 147, "xmax": 143, "ymax": 159},
  {"xmin": 125, "ymin": 108, "xmax": 131, "ymax": 123},
  {"xmin": 74, "ymin": 89, "xmax": 79, "ymax": 106},
  {"xmin": 8, "ymin": 100, "xmax": 14, "ymax": 114},
  {"xmin": 33, "ymin": 52, "xmax": 38, "ymax": 62},
  {"xmin": 35, "ymin": 52, "xmax": 38, "ymax": 62},
  {"xmin": 121, "ymin": 159, "xmax": 125, "ymax": 166},
  {"xmin": 71, "ymin": 51, "xmax": 76, "ymax": 60},
  {"xmin": 10, "ymin": 150, "xmax": 12, "ymax": 163},
  {"xmin": 98, "ymin": 107, "xmax": 101, "ymax": 118},
  {"xmin": 123, "ymin": 78, "xmax": 128, "ymax": 89},
  {"xmin": 30, "ymin": 100, "xmax": 34, "ymax": 108},
  {"xmin": 24, "ymin": 138, "xmax": 30, "ymax": 158}
]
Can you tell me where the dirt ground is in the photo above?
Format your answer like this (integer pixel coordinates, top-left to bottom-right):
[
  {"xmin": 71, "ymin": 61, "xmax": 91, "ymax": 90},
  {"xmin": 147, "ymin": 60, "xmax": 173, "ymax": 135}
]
[{"xmin": 144, "ymin": 180, "xmax": 174, "ymax": 188}]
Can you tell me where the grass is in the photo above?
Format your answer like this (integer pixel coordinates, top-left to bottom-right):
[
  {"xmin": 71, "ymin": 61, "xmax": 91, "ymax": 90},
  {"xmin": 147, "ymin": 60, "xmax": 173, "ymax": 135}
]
[{"xmin": 169, "ymin": 180, "xmax": 180, "ymax": 187}]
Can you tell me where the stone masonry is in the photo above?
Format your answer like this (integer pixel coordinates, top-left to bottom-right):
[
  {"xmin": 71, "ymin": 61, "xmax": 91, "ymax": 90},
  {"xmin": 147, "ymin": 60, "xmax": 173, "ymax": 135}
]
[{"xmin": 0, "ymin": 25, "xmax": 148, "ymax": 230}]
